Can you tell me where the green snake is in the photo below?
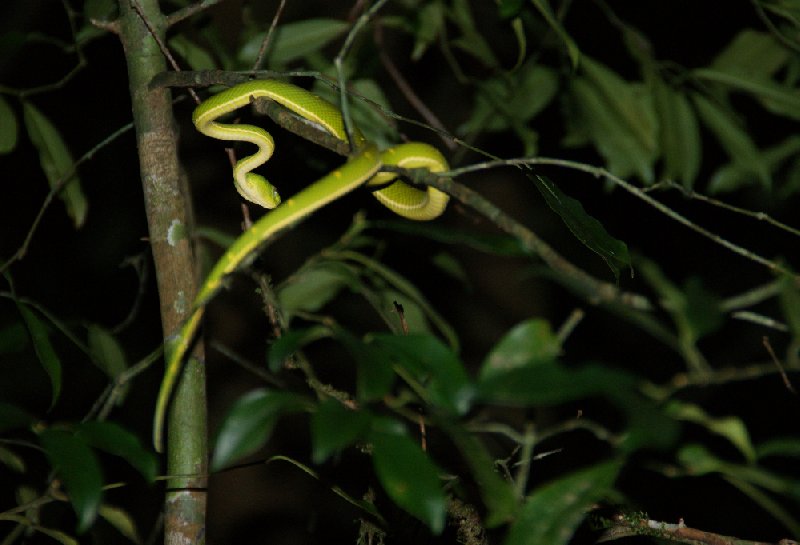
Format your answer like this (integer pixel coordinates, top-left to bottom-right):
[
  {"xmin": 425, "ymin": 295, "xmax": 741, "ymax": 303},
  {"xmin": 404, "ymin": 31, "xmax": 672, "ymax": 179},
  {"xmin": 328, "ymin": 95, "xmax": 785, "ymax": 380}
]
[{"xmin": 153, "ymin": 80, "xmax": 450, "ymax": 451}]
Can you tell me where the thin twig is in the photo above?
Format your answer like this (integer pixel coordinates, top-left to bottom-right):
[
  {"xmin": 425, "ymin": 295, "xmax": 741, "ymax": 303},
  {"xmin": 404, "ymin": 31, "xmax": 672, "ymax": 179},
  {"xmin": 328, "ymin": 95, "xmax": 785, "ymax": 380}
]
[
  {"xmin": 446, "ymin": 157, "xmax": 798, "ymax": 280},
  {"xmin": 166, "ymin": 0, "xmax": 228, "ymax": 27},
  {"xmin": 763, "ymin": 336, "xmax": 796, "ymax": 394},
  {"xmin": 129, "ymin": 0, "xmax": 200, "ymax": 103},
  {"xmin": 0, "ymin": 122, "xmax": 133, "ymax": 274},
  {"xmin": 251, "ymin": 0, "xmax": 287, "ymax": 71}
]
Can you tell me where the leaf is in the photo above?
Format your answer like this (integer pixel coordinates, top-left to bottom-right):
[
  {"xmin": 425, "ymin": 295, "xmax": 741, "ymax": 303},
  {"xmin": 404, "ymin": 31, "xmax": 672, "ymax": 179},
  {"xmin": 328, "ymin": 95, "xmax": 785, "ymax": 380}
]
[
  {"xmin": 22, "ymin": 102, "xmax": 88, "ymax": 228},
  {"xmin": 0, "ymin": 321, "xmax": 28, "ymax": 354},
  {"xmin": 0, "ymin": 95, "xmax": 18, "ymax": 153},
  {"xmin": 711, "ymin": 29, "xmax": 788, "ymax": 80},
  {"xmin": 667, "ymin": 401, "xmax": 756, "ymax": 462},
  {"xmin": 240, "ymin": 18, "xmax": 349, "ymax": 67},
  {"xmin": 504, "ymin": 460, "xmax": 621, "ymax": 545},
  {"xmin": 477, "ymin": 360, "xmax": 635, "ymax": 407},
  {"xmin": 528, "ymin": 0, "xmax": 580, "ymax": 68},
  {"xmin": 570, "ymin": 78, "xmax": 655, "ymax": 182},
  {"xmin": 532, "ymin": 175, "xmax": 630, "ymax": 281},
  {"xmin": 277, "ymin": 262, "xmax": 357, "ymax": 321},
  {"xmin": 17, "ymin": 303, "xmax": 61, "ymax": 408},
  {"xmin": 98, "ymin": 504, "xmax": 142, "ymax": 544},
  {"xmin": 0, "ymin": 402, "xmax": 35, "ymax": 433},
  {"xmin": 578, "ymin": 57, "xmax": 658, "ymax": 182},
  {"xmin": 87, "ymin": 324, "xmax": 127, "ymax": 380},
  {"xmin": 440, "ymin": 421, "xmax": 518, "ymax": 526},
  {"xmin": 367, "ymin": 333, "xmax": 474, "ymax": 415},
  {"xmin": 212, "ymin": 389, "xmax": 308, "ymax": 471},
  {"xmin": 480, "ymin": 319, "xmax": 560, "ymax": 378},
  {"xmin": 448, "ymin": 0, "xmax": 500, "ymax": 68},
  {"xmin": 779, "ymin": 273, "xmax": 800, "ymax": 339},
  {"xmin": 266, "ymin": 326, "xmax": 331, "ymax": 372},
  {"xmin": 370, "ymin": 426, "xmax": 446, "ymax": 534},
  {"xmin": 412, "ymin": 0, "xmax": 445, "ymax": 60},
  {"xmin": 756, "ymin": 437, "xmax": 800, "ymax": 459},
  {"xmin": 338, "ymin": 331, "xmax": 397, "ymax": 402},
  {"xmin": 310, "ymin": 399, "xmax": 372, "ymax": 463},
  {"xmin": 168, "ymin": 35, "xmax": 216, "ymax": 71},
  {"xmin": 693, "ymin": 68, "xmax": 800, "ymax": 120},
  {"xmin": 653, "ymin": 79, "xmax": 701, "ymax": 188},
  {"xmin": 75, "ymin": 421, "xmax": 158, "ymax": 483},
  {"xmin": 690, "ymin": 93, "xmax": 770, "ymax": 190},
  {"xmin": 40, "ymin": 429, "xmax": 103, "ymax": 533},
  {"xmin": 0, "ymin": 445, "xmax": 26, "ymax": 473}
]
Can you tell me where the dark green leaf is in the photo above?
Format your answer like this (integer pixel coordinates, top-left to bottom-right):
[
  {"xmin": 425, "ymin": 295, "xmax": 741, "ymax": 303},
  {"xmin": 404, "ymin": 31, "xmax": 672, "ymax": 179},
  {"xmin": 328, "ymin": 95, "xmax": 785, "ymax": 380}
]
[
  {"xmin": 694, "ymin": 68, "xmax": 800, "ymax": 120},
  {"xmin": 212, "ymin": 389, "xmax": 307, "ymax": 471},
  {"xmin": 529, "ymin": 0, "xmax": 580, "ymax": 68},
  {"xmin": 682, "ymin": 277, "xmax": 724, "ymax": 339},
  {"xmin": 480, "ymin": 319, "xmax": 560, "ymax": 379},
  {"xmin": 310, "ymin": 399, "xmax": 372, "ymax": 463},
  {"xmin": 779, "ymin": 273, "xmax": 800, "ymax": 339},
  {"xmin": 570, "ymin": 78, "xmax": 655, "ymax": 182},
  {"xmin": 0, "ymin": 402, "xmax": 34, "ymax": 433},
  {"xmin": 504, "ymin": 460, "xmax": 621, "ymax": 545},
  {"xmin": 477, "ymin": 361, "xmax": 635, "ymax": 406},
  {"xmin": 0, "ymin": 95, "xmax": 17, "ymax": 154},
  {"xmin": 240, "ymin": 19, "xmax": 349, "ymax": 67},
  {"xmin": 756, "ymin": 437, "xmax": 800, "ymax": 459},
  {"xmin": 0, "ymin": 445, "xmax": 25, "ymax": 473},
  {"xmin": 22, "ymin": 102, "xmax": 88, "ymax": 228},
  {"xmin": 169, "ymin": 35, "xmax": 217, "ymax": 71},
  {"xmin": 667, "ymin": 401, "xmax": 755, "ymax": 462},
  {"xmin": 449, "ymin": 0, "xmax": 499, "ymax": 68},
  {"xmin": 337, "ymin": 330, "xmax": 397, "ymax": 401},
  {"xmin": 440, "ymin": 421, "xmax": 518, "ymax": 526},
  {"xmin": 412, "ymin": 1, "xmax": 445, "ymax": 60},
  {"xmin": 372, "ymin": 220, "xmax": 528, "ymax": 256},
  {"xmin": 98, "ymin": 504, "xmax": 142, "ymax": 544},
  {"xmin": 267, "ymin": 326, "xmax": 330, "ymax": 372},
  {"xmin": 40, "ymin": 429, "xmax": 103, "ymax": 532},
  {"xmin": 370, "ymin": 427, "xmax": 446, "ymax": 534},
  {"xmin": 87, "ymin": 324, "xmax": 127, "ymax": 380},
  {"xmin": 75, "ymin": 421, "xmax": 158, "ymax": 482},
  {"xmin": 711, "ymin": 30, "xmax": 788, "ymax": 80},
  {"xmin": 368, "ymin": 333, "xmax": 473, "ymax": 414},
  {"xmin": 17, "ymin": 304, "xmax": 61, "ymax": 407},
  {"xmin": 691, "ymin": 93, "xmax": 770, "ymax": 189},
  {"xmin": 653, "ymin": 79, "xmax": 701, "ymax": 188},
  {"xmin": 277, "ymin": 262, "xmax": 357, "ymax": 320},
  {"xmin": 532, "ymin": 175, "xmax": 630, "ymax": 281}
]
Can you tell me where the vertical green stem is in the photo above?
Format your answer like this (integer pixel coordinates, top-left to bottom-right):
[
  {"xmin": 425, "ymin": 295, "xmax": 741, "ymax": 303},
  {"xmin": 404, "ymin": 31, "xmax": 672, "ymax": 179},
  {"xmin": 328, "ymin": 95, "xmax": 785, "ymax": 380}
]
[{"xmin": 117, "ymin": 0, "xmax": 207, "ymax": 542}]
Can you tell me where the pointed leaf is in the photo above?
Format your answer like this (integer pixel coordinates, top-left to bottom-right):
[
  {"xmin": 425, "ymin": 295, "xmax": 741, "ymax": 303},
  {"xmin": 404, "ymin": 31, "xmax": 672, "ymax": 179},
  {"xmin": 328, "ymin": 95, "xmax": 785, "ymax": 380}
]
[
  {"xmin": 504, "ymin": 460, "xmax": 621, "ymax": 545},
  {"xmin": 277, "ymin": 262, "xmax": 357, "ymax": 320},
  {"xmin": 691, "ymin": 93, "xmax": 770, "ymax": 189},
  {"xmin": 40, "ymin": 429, "xmax": 103, "ymax": 533},
  {"xmin": 779, "ymin": 273, "xmax": 800, "ymax": 339},
  {"xmin": 653, "ymin": 80, "xmax": 701, "ymax": 188},
  {"xmin": 0, "ymin": 95, "xmax": 17, "ymax": 153},
  {"xmin": 17, "ymin": 304, "xmax": 61, "ymax": 407},
  {"xmin": 711, "ymin": 30, "xmax": 788, "ymax": 79},
  {"xmin": 23, "ymin": 102, "xmax": 88, "ymax": 228},
  {"xmin": 667, "ymin": 401, "xmax": 755, "ymax": 462},
  {"xmin": 532, "ymin": 175, "xmax": 630, "ymax": 281},
  {"xmin": 168, "ymin": 35, "xmax": 216, "ymax": 71},
  {"xmin": 480, "ymin": 319, "xmax": 560, "ymax": 378},
  {"xmin": 368, "ymin": 333, "xmax": 473, "ymax": 415},
  {"xmin": 370, "ymin": 427, "xmax": 446, "ymax": 534},
  {"xmin": 0, "ymin": 445, "xmax": 25, "ymax": 473},
  {"xmin": 75, "ymin": 421, "xmax": 158, "ymax": 482},
  {"xmin": 337, "ymin": 329, "xmax": 397, "ymax": 401},
  {"xmin": 529, "ymin": 0, "xmax": 580, "ymax": 68},
  {"xmin": 412, "ymin": 1, "xmax": 445, "ymax": 61},
  {"xmin": 212, "ymin": 389, "xmax": 307, "ymax": 471},
  {"xmin": 240, "ymin": 18, "xmax": 349, "ymax": 67},
  {"xmin": 310, "ymin": 399, "xmax": 372, "ymax": 463},
  {"xmin": 694, "ymin": 68, "xmax": 800, "ymax": 120},
  {"xmin": 266, "ymin": 326, "xmax": 330, "ymax": 372},
  {"xmin": 87, "ymin": 324, "xmax": 127, "ymax": 380},
  {"xmin": 98, "ymin": 504, "xmax": 142, "ymax": 544}
]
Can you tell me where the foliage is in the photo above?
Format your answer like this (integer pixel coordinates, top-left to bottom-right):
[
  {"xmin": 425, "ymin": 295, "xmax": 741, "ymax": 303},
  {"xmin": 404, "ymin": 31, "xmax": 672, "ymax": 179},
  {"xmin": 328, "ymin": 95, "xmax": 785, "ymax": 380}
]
[{"xmin": 1, "ymin": 1, "xmax": 799, "ymax": 544}]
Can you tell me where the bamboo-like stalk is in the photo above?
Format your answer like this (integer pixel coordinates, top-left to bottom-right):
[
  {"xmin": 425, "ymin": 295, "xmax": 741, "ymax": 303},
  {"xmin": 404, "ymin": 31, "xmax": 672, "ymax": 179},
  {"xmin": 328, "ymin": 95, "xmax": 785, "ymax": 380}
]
[{"xmin": 117, "ymin": 0, "xmax": 207, "ymax": 542}]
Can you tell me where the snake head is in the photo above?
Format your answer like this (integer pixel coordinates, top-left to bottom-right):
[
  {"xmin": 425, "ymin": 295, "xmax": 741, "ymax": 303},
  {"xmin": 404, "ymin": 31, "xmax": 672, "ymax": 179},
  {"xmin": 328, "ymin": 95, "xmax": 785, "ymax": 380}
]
[{"xmin": 235, "ymin": 172, "xmax": 282, "ymax": 209}]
